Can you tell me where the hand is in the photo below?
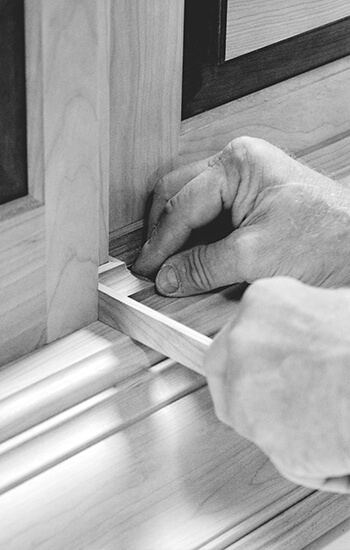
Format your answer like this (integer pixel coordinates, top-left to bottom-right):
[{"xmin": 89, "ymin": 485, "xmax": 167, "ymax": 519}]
[
  {"xmin": 205, "ymin": 277, "xmax": 350, "ymax": 493},
  {"xmin": 133, "ymin": 137, "xmax": 350, "ymax": 296}
]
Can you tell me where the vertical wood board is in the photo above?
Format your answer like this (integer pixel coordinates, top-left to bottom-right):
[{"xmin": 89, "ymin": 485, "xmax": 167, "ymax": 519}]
[
  {"xmin": 41, "ymin": 0, "xmax": 100, "ymax": 341},
  {"xmin": 109, "ymin": 0, "xmax": 184, "ymax": 233}
]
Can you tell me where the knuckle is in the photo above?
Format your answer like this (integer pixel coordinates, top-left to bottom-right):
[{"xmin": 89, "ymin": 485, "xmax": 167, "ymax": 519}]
[
  {"xmin": 182, "ymin": 246, "xmax": 213, "ymax": 291},
  {"xmin": 164, "ymin": 195, "xmax": 181, "ymax": 217}
]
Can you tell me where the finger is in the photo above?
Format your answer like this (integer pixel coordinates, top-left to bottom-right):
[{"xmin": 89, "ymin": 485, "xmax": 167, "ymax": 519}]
[
  {"xmin": 133, "ymin": 161, "xmax": 231, "ymax": 278},
  {"xmin": 147, "ymin": 155, "xmax": 216, "ymax": 239},
  {"xmin": 154, "ymin": 227, "xmax": 259, "ymax": 296}
]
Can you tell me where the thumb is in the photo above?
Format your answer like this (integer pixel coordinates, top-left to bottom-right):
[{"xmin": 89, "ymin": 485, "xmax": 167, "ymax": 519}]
[{"xmin": 155, "ymin": 232, "xmax": 249, "ymax": 296}]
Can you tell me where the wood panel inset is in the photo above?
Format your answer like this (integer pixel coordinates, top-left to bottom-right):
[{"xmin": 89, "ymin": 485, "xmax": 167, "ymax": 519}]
[
  {"xmin": 225, "ymin": 0, "xmax": 350, "ymax": 60},
  {"xmin": 182, "ymin": 0, "xmax": 350, "ymax": 118}
]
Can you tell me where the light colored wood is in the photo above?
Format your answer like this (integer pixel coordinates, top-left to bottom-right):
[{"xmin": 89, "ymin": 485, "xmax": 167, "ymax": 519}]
[
  {"xmin": 109, "ymin": 0, "xmax": 184, "ymax": 233},
  {"xmin": 303, "ymin": 517, "xmax": 350, "ymax": 549},
  {"xmin": 179, "ymin": 58, "xmax": 350, "ymax": 166},
  {"xmin": 99, "ymin": 262, "xmax": 154, "ymax": 295},
  {"xmin": 0, "ymin": 319, "xmax": 166, "ymax": 402},
  {"xmin": 97, "ymin": 0, "xmax": 111, "ymax": 265},
  {"xmin": 24, "ymin": 1, "xmax": 44, "ymax": 203},
  {"xmin": 0, "ymin": 348, "xmax": 145, "ymax": 444},
  {"xmin": 98, "ymin": 283, "xmax": 211, "ymax": 375},
  {"xmin": 41, "ymin": 0, "xmax": 100, "ymax": 341},
  {"xmin": 0, "ymin": 199, "xmax": 46, "ymax": 367},
  {"xmin": 228, "ymin": 492, "xmax": 350, "ymax": 550},
  {"xmin": 0, "ymin": 385, "xmax": 312, "ymax": 550},
  {"xmin": 0, "ymin": 359, "xmax": 204, "ymax": 495},
  {"xmin": 0, "ymin": 1, "xmax": 109, "ymax": 365},
  {"xmin": 225, "ymin": 0, "xmax": 350, "ymax": 60}
]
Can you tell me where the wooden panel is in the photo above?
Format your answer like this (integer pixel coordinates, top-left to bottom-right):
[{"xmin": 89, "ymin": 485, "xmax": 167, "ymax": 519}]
[
  {"xmin": 0, "ymin": 199, "xmax": 46, "ymax": 367},
  {"xmin": 180, "ymin": 58, "xmax": 350, "ymax": 165},
  {"xmin": 226, "ymin": 0, "xmax": 350, "ymax": 60},
  {"xmin": 0, "ymin": 0, "xmax": 27, "ymax": 205},
  {"xmin": 182, "ymin": 1, "xmax": 350, "ymax": 118},
  {"xmin": 109, "ymin": 0, "xmax": 184, "ymax": 234},
  {"xmin": 41, "ymin": 0, "xmax": 100, "ymax": 341}
]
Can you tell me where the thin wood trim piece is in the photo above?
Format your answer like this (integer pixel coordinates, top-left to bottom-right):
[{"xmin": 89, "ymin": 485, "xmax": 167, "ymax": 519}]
[
  {"xmin": 98, "ymin": 283, "xmax": 211, "ymax": 375},
  {"xmin": 97, "ymin": 0, "xmax": 111, "ymax": 265},
  {"xmin": 0, "ymin": 348, "xmax": 145, "ymax": 445}
]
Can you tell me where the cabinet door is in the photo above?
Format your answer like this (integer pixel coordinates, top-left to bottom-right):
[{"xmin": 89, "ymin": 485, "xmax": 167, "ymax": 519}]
[
  {"xmin": 0, "ymin": 1, "xmax": 105, "ymax": 366},
  {"xmin": 182, "ymin": 0, "xmax": 350, "ymax": 117}
]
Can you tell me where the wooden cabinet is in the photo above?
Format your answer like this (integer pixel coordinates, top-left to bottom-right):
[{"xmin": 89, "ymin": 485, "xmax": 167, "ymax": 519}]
[{"xmin": 1, "ymin": 2, "xmax": 350, "ymax": 548}]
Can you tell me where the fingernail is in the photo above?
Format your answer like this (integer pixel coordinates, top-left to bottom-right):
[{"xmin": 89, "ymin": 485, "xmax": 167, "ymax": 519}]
[{"xmin": 156, "ymin": 265, "xmax": 179, "ymax": 295}]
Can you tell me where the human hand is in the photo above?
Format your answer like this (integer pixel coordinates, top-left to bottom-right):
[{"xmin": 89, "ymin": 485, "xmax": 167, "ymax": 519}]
[
  {"xmin": 205, "ymin": 277, "xmax": 350, "ymax": 493},
  {"xmin": 133, "ymin": 137, "xmax": 350, "ymax": 296}
]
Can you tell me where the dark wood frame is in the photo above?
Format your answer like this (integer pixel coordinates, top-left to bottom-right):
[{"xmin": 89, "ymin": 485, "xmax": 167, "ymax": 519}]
[
  {"xmin": 182, "ymin": 0, "xmax": 350, "ymax": 119},
  {"xmin": 0, "ymin": 0, "xmax": 27, "ymax": 205}
]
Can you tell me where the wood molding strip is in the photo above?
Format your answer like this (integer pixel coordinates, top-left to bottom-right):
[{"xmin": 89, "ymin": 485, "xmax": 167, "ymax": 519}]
[
  {"xmin": 98, "ymin": 283, "xmax": 211, "ymax": 375},
  {"xmin": 226, "ymin": 491, "xmax": 350, "ymax": 550},
  {"xmin": 0, "ymin": 360, "xmax": 205, "ymax": 496},
  {"xmin": 0, "ymin": 348, "xmax": 146, "ymax": 445}
]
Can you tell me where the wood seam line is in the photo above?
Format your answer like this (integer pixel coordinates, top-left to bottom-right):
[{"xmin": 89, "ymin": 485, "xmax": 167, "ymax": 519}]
[
  {"xmin": 225, "ymin": 491, "xmax": 350, "ymax": 550},
  {"xmin": 0, "ymin": 347, "xmax": 147, "ymax": 445},
  {"xmin": 98, "ymin": 283, "xmax": 212, "ymax": 375},
  {"xmin": 192, "ymin": 489, "xmax": 315, "ymax": 550}
]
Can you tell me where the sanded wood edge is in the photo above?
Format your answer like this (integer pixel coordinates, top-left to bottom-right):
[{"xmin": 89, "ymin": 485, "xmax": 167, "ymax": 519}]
[{"xmin": 98, "ymin": 283, "xmax": 211, "ymax": 375}]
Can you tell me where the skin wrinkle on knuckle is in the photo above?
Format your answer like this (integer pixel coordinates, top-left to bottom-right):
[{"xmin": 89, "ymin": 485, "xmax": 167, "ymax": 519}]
[{"xmin": 184, "ymin": 246, "xmax": 213, "ymax": 291}]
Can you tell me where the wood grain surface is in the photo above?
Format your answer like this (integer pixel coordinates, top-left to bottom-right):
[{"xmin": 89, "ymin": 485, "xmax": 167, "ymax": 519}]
[
  {"xmin": 99, "ymin": 283, "xmax": 211, "ymax": 375},
  {"xmin": 0, "ymin": 199, "xmax": 46, "ymax": 367},
  {"xmin": 41, "ymin": 0, "xmax": 100, "ymax": 341},
  {"xmin": 180, "ymin": 58, "xmax": 350, "ymax": 165},
  {"xmin": 226, "ymin": 0, "xmax": 350, "ymax": 60},
  {"xmin": 0, "ymin": 385, "xmax": 313, "ymax": 550},
  {"xmin": 109, "ymin": 0, "xmax": 184, "ymax": 234},
  {"xmin": 97, "ymin": 0, "xmax": 111, "ymax": 265}
]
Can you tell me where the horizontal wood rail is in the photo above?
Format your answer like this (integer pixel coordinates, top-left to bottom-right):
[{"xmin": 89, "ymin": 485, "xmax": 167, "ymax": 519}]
[
  {"xmin": 0, "ymin": 347, "xmax": 146, "ymax": 445},
  {"xmin": 98, "ymin": 283, "xmax": 211, "ymax": 375}
]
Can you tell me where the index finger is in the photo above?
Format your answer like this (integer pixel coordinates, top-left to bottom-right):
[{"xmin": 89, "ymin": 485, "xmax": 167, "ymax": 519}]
[
  {"xmin": 147, "ymin": 155, "xmax": 216, "ymax": 239},
  {"xmin": 133, "ymin": 161, "xmax": 230, "ymax": 278}
]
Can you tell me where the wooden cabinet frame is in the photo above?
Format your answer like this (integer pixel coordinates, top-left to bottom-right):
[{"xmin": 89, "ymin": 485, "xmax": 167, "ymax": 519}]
[
  {"xmin": 1, "ymin": 2, "xmax": 350, "ymax": 547},
  {"xmin": 0, "ymin": 1, "xmax": 110, "ymax": 366}
]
